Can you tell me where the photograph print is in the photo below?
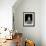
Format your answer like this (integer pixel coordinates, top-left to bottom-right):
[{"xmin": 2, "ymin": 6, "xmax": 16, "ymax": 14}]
[{"xmin": 23, "ymin": 12, "xmax": 35, "ymax": 27}]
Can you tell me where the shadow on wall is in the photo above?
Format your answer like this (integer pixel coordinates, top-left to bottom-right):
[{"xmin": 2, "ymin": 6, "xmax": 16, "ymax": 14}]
[{"xmin": 12, "ymin": 0, "xmax": 41, "ymax": 46}]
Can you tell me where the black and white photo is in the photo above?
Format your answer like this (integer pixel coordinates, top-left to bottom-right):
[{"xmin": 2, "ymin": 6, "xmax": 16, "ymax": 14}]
[{"xmin": 23, "ymin": 12, "xmax": 35, "ymax": 27}]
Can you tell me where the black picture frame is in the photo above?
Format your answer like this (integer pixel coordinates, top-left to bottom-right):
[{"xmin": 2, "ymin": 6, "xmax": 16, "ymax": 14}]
[{"xmin": 23, "ymin": 12, "xmax": 35, "ymax": 27}]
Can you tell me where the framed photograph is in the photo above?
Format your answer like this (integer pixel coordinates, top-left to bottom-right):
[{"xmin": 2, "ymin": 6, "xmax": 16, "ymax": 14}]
[{"xmin": 23, "ymin": 12, "xmax": 35, "ymax": 27}]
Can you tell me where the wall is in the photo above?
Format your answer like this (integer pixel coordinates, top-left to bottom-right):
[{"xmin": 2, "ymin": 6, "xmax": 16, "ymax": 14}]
[
  {"xmin": 41, "ymin": 0, "xmax": 46, "ymax": 46},
  {"xmin": 13, "ymin": 0, "xmax": 41, "ymax": 46},
  {"xmin": 0, "ymin": 0, "xmax": 16, "ymax": 30}
]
